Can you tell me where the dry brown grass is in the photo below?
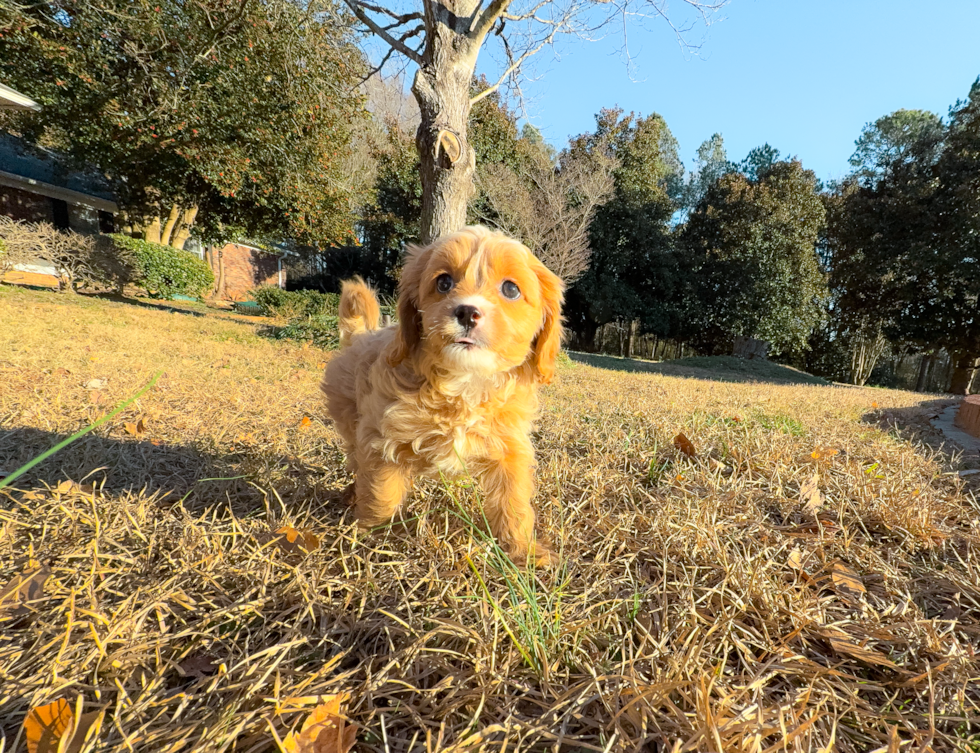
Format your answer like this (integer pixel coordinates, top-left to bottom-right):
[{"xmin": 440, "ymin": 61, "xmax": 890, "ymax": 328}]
[{"xmin": 1, "ymin": 284, "xmax": 978, "ymax": 753}]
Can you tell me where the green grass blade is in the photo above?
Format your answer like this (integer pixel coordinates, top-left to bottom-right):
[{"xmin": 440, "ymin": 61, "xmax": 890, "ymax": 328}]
[{"xmin": 0, "ymin": 370, "xmax": 163, "ymax": 491}]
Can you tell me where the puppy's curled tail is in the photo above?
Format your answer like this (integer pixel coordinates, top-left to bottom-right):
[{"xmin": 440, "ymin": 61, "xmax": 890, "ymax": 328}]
[{"xmin": 338, "ymin": 277, "xmax": 381, "ymax": 348}]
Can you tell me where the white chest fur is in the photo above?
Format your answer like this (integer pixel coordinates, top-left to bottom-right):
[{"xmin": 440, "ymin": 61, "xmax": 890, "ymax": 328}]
[{"xmin": 377, "ymin": 374, "xmax": 515, "ymax": 475}]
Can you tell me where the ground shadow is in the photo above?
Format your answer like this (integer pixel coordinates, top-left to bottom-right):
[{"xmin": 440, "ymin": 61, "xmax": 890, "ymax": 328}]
[
  {"xmin": 568, "ymin": 351, "xmax": 831, "ymax": 386},
  {"xmin": 87, "ymin": 291, "xmax": 213, "ymax": 318},
  {"xmin": 866, "ymin": 398, "xmax": 980, "ymax": 468},
  {"xmin": 0, "ymin": 426, "xmax": 348, "ymax": 517}
]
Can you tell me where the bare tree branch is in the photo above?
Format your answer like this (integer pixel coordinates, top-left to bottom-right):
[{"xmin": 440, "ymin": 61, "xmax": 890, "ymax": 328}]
[
  {"xmin": 342, "ymin": 0, "xmax": 423, "ymax": 64},
  {"xmin": 470, "ymin": 0, "xmax": 511, "ymax": 39}
]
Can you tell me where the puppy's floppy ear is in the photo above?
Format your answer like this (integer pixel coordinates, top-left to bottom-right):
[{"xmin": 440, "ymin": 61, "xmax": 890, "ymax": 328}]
[
  {"xmin": 530, "ymin": 257, "xmax": 565, "ymax": 384},
  {"xmin": 388, "ymin": 242, "xmax": 432, "ymax": 366}
]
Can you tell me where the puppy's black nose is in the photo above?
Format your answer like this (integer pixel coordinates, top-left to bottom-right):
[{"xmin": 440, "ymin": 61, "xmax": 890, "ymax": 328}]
[{"xmin": 454, "ymin": 304, "xmax": 482, "ymax": 330}]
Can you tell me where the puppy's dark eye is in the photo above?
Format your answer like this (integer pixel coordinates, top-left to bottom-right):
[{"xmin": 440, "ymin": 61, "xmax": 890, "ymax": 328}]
[
  {"xmin": 435, "ymin": 274, "xmax": 454, "ymax": 294},
  {"xmin": 501, "ymin": 280, "xmax": 521, "ymax": 300}
]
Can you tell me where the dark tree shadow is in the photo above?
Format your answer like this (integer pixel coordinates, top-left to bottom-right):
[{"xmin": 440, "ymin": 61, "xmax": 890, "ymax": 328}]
[
  {"xmin": 0, "ymin": 426, "xmax": 349, "ymax": 518},
  {"xmin": 86, "ymin": 292, "xmax": 212, "ymax": 318},
  {"xmin": 865, "ymin": 398, "xmax": 980, "ymax": 467},
  {"xmin": 568, "ymin": 351, "xmax": 831, "ymax": 386}
]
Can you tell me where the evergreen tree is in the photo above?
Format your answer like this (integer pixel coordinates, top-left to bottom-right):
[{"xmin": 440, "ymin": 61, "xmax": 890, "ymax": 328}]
[
  {"xmin": 680, "ymin": 161, "xmax": 827, "ymax": 357},
  {"xmin": 565, "ymin": 109, "xmax": 684, "ymax": 350}
]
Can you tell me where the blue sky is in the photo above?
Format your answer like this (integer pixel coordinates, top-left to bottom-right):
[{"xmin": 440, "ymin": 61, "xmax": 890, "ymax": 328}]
[{"xmin": 485, "ymin": 0, "xmax": 980, "ymax": 183}]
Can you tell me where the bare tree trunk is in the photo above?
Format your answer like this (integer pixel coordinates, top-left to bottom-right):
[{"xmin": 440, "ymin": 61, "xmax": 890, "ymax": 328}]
[
  {"xmin": 849, "ymin": 332, "xmax": 887, "ymax": 386},
  {"xmin": 412, "ymin": 3, "xmax": 480, "ymax": 244},
  {"xmin": 627, "ymin": 319, "xmax": 638, "ymax": 359},
  {"xmin": 171, "ymin": 206, "xmax": 199, "ymax": 249},
  {"xmin": 915, "ymin": 353, "xmax": 933, "ymax": 392},
  {"xmin": 949, "ymin": 352, "xmax": 980, "ymax": 395},
  {"xmin": 159, "ymin": 205, "xmax": 181, "ymax": 247},
  {"xmin": 214, "ymin": 247, "xmax": 226, "ymax": 300},
  {"xmin": 144, "ymin": 216, "xmax": 163, "ymax": 244}
]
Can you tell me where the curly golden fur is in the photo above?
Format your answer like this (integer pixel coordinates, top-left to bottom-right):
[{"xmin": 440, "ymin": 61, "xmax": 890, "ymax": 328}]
[{"xmin": 321, "ymin": 226, "xmax": 564, "ymax": 564}]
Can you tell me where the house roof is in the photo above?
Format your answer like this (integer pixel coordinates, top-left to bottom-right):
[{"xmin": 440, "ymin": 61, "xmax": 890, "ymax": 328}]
[
  {"xmin": 0, "ymin": 132, "xmax": 117, "ymax": 211},
  {"xmin": 0, "ymin": 83, "xmax": 40, "ymax": 112}
]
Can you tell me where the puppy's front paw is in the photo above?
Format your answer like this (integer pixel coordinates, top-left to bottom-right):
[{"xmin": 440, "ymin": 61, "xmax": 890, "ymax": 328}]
[{"xmin": 512, "ymin": 541, "xmax": 555, "ymax": 569}]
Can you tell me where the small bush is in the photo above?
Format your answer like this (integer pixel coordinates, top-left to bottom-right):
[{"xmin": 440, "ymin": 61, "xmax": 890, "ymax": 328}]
[
  {"xmin": 269, "ymin": 314, "xmax": 340, "ymax": 349},
  {"xmin": 110, "ymin": 234, "xmax": 214, "ymax": 299},
  {"xmin": 249, "ymin": 286, "xmax": 339, "ymax": 319}
]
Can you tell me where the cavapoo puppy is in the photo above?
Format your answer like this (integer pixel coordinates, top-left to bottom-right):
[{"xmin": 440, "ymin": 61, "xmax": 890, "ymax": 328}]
[{"xmin": 321, "ymin": 225, "xmax": 564, "ymax": 565}]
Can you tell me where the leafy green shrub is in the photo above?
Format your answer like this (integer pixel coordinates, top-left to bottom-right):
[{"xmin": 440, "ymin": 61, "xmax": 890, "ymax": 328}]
[
  {"xmin": 109, "ymin": 234, "xmax": 214, "ymax": 299},
  {"xmin": 269, "ymin": 314, "xmax": 340, "ymax": 350},
  {"xmin": 248, "ymin": 286, "xmax": 339, "ymax": 318},
  {"xmin": 252, "ymin": 284, "xmax": 396, "ymax": 349}
]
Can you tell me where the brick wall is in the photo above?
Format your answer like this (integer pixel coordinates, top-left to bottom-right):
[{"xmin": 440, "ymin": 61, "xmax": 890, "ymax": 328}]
[
  {"xmin": 213, "ymin": 243, "xmax": 282, "ymax": 301},
  {"xmin": 955, "ymin": 396, "xmax": 980, "ymax": 439}
]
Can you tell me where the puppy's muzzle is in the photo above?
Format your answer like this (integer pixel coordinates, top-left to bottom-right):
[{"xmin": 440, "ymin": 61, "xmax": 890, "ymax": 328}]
[{"xmin": 454, "ymin": 304, "xmax": 482, "ymax": 332}]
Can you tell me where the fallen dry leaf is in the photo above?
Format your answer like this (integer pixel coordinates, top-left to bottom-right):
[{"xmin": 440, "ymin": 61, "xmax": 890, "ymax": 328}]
[
  {"xmin": 273, "ymin": 526, "xmax": 320, "ymax": 556},
  {"xmin": 23, "ymin": 697, "xmax": 103, "ymax": 753},
  {"xmin": 832, "ymin": 561, "xmax": 866, "ymax": 604},
  {"xmin": 278, "ymin": 694, "xmax": 357, "ymax": 753},
  {"xmin": 800, "ymin": 473, "xmax": 822, "ymax": 514},
  {"xmin": 0, "ymin": 565, "xmax": 51, "ymax": 617},
  {"xmin": 124, "ymin": 418, "xmax": 147, "ymax": 436},
  {"xmin": 23, "ymin": 698, "xmax": 72, "ymax": 753},
  {"xmin": 83, "ymin": 378, "xmax": 106, "ymax": 390},
  {"xmin": 52, "ymin": 367, "xmax": 71, "ymax": 377},
  {"xmin": 673, "ymin": 433, "xmax": 696, "ymax": 457},
  {"xmin": 811, "ymin": 446, "xmax": 839, "ymax": 460}
]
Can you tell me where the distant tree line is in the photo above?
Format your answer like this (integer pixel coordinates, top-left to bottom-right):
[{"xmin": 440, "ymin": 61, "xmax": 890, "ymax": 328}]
[{"xmin": 296, "ymin": 74, "xmax": 977, "ymax": 393}]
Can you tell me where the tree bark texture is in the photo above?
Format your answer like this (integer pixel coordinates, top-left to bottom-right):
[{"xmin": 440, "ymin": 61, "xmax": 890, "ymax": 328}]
[
  {"xmin": 171, "ymin": 206, "xmax": 199, "ymax": 249},
  {"xmin": 949, "ymin": 353, "xmax": 979, "ymax": 395},
  {"xmin": 627, "ymin": 319, "xmax": 639, "ymax": 359},
  {"xmin": 131, "ymin": 206, "xmax": 199, "ymax": 248},
  {"xmin": 915, "ymin": 354, "xmax": 934, "ymax": 393},
  {"xmin": 412, "ymin": 2, "xmax": 482, "ymax": 244},
  {"xmin": 144, "ymin": 217, "xmax": 162, "ymax": 244},
  {"xmin": 160, "ymin": 205, "xmax": 182, "ymax": 247}
]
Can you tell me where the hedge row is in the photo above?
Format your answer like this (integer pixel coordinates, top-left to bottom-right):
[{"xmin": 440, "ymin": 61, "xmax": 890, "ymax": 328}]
[
  {"xmin": 248, "ymin": 286, "xmax": 340, "ymax": 318},
  {"xmin": 109, "ymin": 234, "xmax": 214, "ymax": 299}
]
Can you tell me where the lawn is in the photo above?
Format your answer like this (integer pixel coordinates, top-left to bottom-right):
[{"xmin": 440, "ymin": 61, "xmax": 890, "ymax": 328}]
[{"xmin": 1, "ymin": 285, "xmax": 978, "ymax": 752}]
